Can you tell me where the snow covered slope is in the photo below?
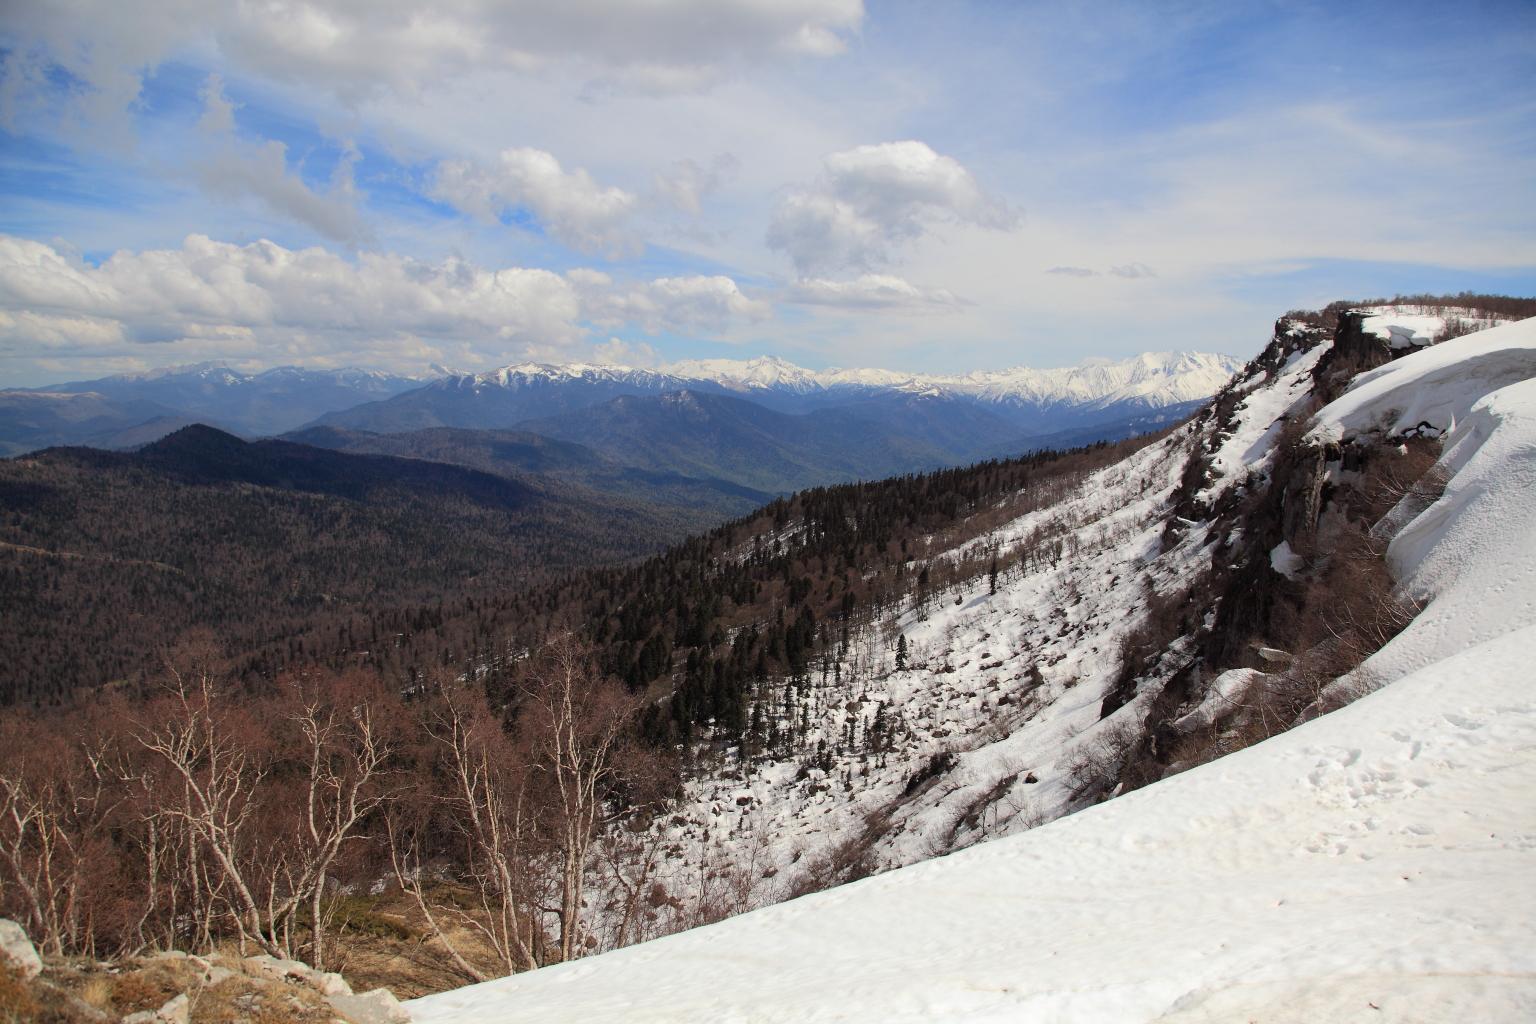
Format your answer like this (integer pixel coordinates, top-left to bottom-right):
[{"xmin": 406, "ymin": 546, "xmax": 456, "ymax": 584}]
[
  {"xmin": 1312, "ymin": 316, "xmax": 1536, "ymax": 686},
  {"xmin": 409, "ymin": 311, "xmax": 1536, "ymax": 1022},
  {"xmin": 410, "ymin": 625, "xmax": 1536, "ymax": 1022}
]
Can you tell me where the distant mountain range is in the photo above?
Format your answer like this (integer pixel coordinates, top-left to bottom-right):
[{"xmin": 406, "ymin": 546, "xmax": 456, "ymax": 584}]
[
  {"xmin": 0, "ymin": 363, "xmax": 426, "ymax": 453},
  {"xmin": 2, "ymin": 352, "xmax": 1242, "ymax": 493},
  {"xmin": 316, "ymin": 352, "xmax": 1243, "ymax": 436}
]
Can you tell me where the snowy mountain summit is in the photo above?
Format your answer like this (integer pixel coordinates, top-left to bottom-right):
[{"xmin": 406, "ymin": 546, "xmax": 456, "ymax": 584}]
[
  {"xmin": 431, "ymin": 349, "xmax": 1244, "ymax": 413},
  {"xmin": 316, "ymin": 348, "xmax": 1244, "ymax": 448},
  {"xmin": 666, "ymin": 350, "xmax": 1246, "ymax": 409},
  {"xmin": 409, "ymin": 309, "xmax": 1536, "ymax": 1022}
]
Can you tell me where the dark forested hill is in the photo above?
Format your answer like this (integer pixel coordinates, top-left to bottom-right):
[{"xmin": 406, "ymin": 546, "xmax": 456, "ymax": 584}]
[
  {"xmin": 283, "ymin": 424, "xmax": 772, "ymax": 522},
  {"xmin": 0, "ymin": 426, "xmax": 724, "ymax": 703}
]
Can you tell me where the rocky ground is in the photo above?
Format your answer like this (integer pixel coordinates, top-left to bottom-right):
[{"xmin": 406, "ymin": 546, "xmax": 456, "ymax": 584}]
[{"xmin": 0, "ymin": 918, "xmax": 412, "ymax": 1024}]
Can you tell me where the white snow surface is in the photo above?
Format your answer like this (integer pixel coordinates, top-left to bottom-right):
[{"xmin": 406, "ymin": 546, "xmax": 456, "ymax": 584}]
[
  {"xmin": 1358, "ymin": 305, "xmax": 1511, "ymax": 350},
  {"xmin": 1366, "ymin": 376, "xmax": 1536, "ymax": 683},
  {"xmin": 411, "ymin": 623, "xmax": 1536, "ymax": 1022},
  {"xmin": 1312, "ymin": 314, "xmax": 1536, "ymax": 443},
  {"xmin": 409, "ymin": 317, "xmax": 1536, "ymax": 1022}
]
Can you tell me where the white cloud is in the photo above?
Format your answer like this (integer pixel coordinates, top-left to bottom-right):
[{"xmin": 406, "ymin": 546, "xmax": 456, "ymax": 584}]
[
  {"xmin": 191, "ymin": 73, "xmax": 368, "ymax": 245},
  {"xmin": 1043, "ymin": 263, "xmax": 1155, "ymax": 279},
  {"xmin": 0, "ymin": 234, "xmax": 779, "ymax": 380},
  {"xmin": 431, "ymin": 148, "xmax": 638, "ymax": 255},
  {"xmin": 592, "ymin": 337, "xmax": 660, "ymax": 367},
  {"xmin": 0, "ymin": 310, "xmax": 126, "ymax": 351},
  {"xmin": 1, "ymin": 0, "xmax": 865, "ymax": 124},
  {"xmin": 571, "ymin": 269, "xmax": 771, "ymax": 334},
  {"xmin": 786, "ymin": 274, "xmax": 965, "ymax": 312},
  {"xmin": 227, "ymin": 0, "xmax": 864, "ymax": 95},
  {"xmin": 0, "ymin": 234, "xmax": 584, "ymax": 375},
  {"xmin": 650, "ymin": 154, "xmax": 740, "ymax": 215},
  {"xmin": 196, "ymin": 72, "xmax": 238, "ymax": 135},
  {"xmin": 767, "ymin": 140, "xmax": 1018, "ymax": 275}
]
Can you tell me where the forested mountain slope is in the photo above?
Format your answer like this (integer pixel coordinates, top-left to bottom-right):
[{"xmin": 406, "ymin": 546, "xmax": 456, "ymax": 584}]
[
  {"xmin": 283, "ymin": 424, "xmax": 772, "ymax": 521},
  {"xmin": 0, "ymin": 426, "xmax": 700, "ymax": 702}
]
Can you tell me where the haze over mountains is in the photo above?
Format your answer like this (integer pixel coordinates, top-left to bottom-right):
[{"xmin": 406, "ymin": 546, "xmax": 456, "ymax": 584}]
[
  {"xmin": 2, "ymin": 351, "xmax": 1243, "ymax": 498},
  {"xmin": 317, "ymin": 351, "xmax": 1241, "ymax": 435},
  {"xmin": 0, "ymin": 364, "xmax": 427, "ymax": 455}
]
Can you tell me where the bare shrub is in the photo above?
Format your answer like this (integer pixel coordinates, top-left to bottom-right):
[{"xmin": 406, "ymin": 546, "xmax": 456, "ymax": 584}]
[{"xmin": 1057, "ymin": 719, "xmax": 1139, "ymax": 802}]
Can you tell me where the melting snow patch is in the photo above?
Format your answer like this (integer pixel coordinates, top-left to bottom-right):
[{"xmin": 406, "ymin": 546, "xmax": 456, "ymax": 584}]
[{"xmin": 1269, "ymin": 539, "xmax": 1303, "ymax": 579}]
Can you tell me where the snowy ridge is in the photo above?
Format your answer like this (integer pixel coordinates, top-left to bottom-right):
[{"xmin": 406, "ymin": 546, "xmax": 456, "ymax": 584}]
[
  {"xmin": 409, "ymin": 310, "xmax": 1536, "ymax": 1022},
  {"xmin": 658, "ymin": 350, "xmax": 1244, "ymax": 409},
  {"xmin": 1356, "ymin": 304, "xmax": 1513, "ymax": 351},
  {"xmin": 466, "ymin": 363, "xmax": 688, "ymax": 390}
]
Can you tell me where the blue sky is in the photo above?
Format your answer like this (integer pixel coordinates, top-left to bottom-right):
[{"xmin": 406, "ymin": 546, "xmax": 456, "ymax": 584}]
[{"xmin": 0, "ymin": 0, "xmax": 1532, "ymax": 384}]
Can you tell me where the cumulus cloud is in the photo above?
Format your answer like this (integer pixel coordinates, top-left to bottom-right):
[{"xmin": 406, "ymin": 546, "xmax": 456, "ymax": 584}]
[
  {"xmin": 0, "ymin": 234, "xmax": 777, "ymax": 379},
  {"xmin": 571, "ymin": 269, "xmax": 771, "ymax": 334},
  {"xmin": 431, "ymin": 148, "xmax": 638, "ymax": 255},
  {"xmin": 767, "ymin": 141, "xmax": 1018, "ymax": 275},
  {"xmin": 592, "ymin": 337, "xmax": 661, "ymax": 367},
  {"xmin": 786, "ymin": 274, "xmax": 965, "ymax": 312},
  {"xmin": 0, "ymin": 310, "xmax": 126, "ymax": 351},
  {"xmin": 1046, "ymin": 265, "xmax": 1098, "ymax": 277},
  {"xmin": 0, "ymin": 233, "xmax": 583, "ymax": 373}
]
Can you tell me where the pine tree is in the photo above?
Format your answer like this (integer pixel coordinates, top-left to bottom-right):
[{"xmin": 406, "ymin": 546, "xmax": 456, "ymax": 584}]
[{"xmin": 895, "ymin": 633, "xmax": 908, "ymax": 671}]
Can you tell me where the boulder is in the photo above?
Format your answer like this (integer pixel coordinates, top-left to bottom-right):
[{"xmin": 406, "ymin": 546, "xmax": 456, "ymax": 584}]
[
  {"xmin": 329, "ymin": 987, "xmax": 411, "ymax": 1024},
  {"xmin": 0, "ymin": 918, "xmax": 42, "ymax": 978},
  {"xmin": 122, "ymin": 992, "xmax": 190, "ymax": 1024}
]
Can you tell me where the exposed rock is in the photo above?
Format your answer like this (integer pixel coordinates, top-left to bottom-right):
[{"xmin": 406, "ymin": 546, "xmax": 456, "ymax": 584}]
[
  {"xmin": 122, "ymin": 992, "xmax": 189, "ymax": 1024},
  {"xmin": 0, "ymin": 918, "xmax": 42, "ymax": 978},
  {"xmin": 245, "ymin": 953, "xmax": 312, "ymax": 981},
  {"xmin": 330, "ymin": 987, "xmax": 412, "ymax": 1024},
  {"xmin": 241, "ymin": 952, "xmax": 404, "ymax": 1021}
]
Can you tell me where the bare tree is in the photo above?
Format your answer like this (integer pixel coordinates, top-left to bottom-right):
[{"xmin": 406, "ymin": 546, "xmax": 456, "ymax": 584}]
[
  {"xmin": 137, "ymin": 668, "xmax": 389, "ymax": 963},
  {"xmin": 516, "ymin": 638, "xmax": 643, "ymax": 963}
]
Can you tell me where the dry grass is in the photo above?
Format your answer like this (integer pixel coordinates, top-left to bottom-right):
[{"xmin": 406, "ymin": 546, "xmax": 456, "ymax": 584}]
[{"xmin": 0, "ymin": 963, "xmax": 38, "ymax": 1024}]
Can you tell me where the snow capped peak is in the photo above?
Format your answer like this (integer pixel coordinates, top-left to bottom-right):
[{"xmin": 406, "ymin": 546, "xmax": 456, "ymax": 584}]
[
  {"xmin": 460, "ymin": 361, "xmax": 684, "ymax": 391},
  {"xmin": 658, "ymin": 350, "xmax": 1243, "ymax": 406},
  {"xmin": 111, "ymin": 360, "xmax": 238, "ymax": 382},
  {"xmin": 663, "ymin": 355, "xmax": 827, "ymax": 393}
]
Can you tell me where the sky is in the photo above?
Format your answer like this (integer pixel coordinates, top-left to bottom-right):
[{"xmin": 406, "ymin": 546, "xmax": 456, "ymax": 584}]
[{"xmin": 0, "ymin": 0, "xmax": 1533, "ymax": 386}]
